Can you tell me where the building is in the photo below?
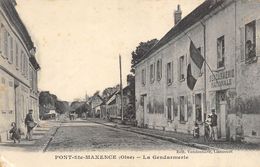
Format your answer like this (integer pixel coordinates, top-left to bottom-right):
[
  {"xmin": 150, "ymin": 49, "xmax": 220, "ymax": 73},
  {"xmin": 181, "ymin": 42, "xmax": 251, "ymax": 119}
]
[
  {"xmin": 105, "ymin": 85, "xmax": 134, "ymax": 120},
  {"xmin": 134, "ymin": 0, "xmax": 260, "ymax": 143},
  {"xmin": 87, "ymin": 94, "xmax": 104, "ymax": 118},
  {"xmin": 0, "ymin": 0, "xmax": 40, "ymax": 141}
]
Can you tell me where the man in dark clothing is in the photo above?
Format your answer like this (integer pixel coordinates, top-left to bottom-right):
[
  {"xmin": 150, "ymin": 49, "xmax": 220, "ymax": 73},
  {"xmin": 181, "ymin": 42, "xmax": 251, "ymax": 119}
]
[
  {"xmin": 25, "ymin": 109, "xmax": 35, "ymax": 140},
  {"xmin": 9, "ymin": 122, "xmax": 21, "ymax": 143},
  {"xmin": 210, "ymin": 109, "xmax": 218, "ymax": 141}
]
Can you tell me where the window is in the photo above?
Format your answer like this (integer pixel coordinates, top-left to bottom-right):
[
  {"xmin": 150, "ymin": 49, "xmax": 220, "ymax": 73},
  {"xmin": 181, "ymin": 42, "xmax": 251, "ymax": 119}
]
[
  {"xmin": 167, "ymin": 62, "xmax": 173, "ymax": 85},
  {"xmin": 167, "ymin": 98, "xmax": 172, "ymax": 120},
  {"xmin": 25, "ymin": 58, "xmax": 28, "ymax": 79},
  {"xmin": 217, "ymin": 36, "xmax": 225, "ymax": 68},
  {"xmin": 20, "ymin": 51, "xmax": 23, "ymax": 74},
  {"xmin": 141, "ymin": 69, "xmax": 146, "ymax": 85},
  {"xmin": 195, "ymin": 94, "xmax": 202, "ymax": 122},
  {"xmin": 245, "ymin": 20, "xmax": 256, "ymax": 63},
  {"xmin": 15, "ymin": 42, "xmax": 19, "ymax": 69},
  {"xmin": 179, "ymin": 56, "xmax": 185, "ymax": 81},
  {"xmin": 29, "ymin": 67, "xmax": 33, "ymax": 88},
  {"xmin": 156, "ymin": 59, "xmax": 162, "ymax": 81},
  {"xmin": 4, "ymin": 29, "xmax": 8, "ymax": 58},
  {"xmin": 150, "ymin": 63, "xmax": 155, "ymax": 83},
  {"xmin": 0, "ymin": 24, "xmax": 3, "ymax": 55},
  {"xmin": 180, "ymin": 96, "xmax": 185, "ymax": 122},
  {"xmin": 9, "ymin": 36, "xmax": 13, "ymax": 64}
]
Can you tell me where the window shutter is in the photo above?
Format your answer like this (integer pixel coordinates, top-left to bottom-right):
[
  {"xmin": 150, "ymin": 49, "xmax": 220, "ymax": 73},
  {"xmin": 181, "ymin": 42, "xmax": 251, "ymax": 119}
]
[
  {"xmin": 256, "ymin": 19, "xmax": 260, "ymax": 58},
  {"xmin": 172, "ymin": 61, "xmax": 174, "ymax": 83},
  {"xmin": 165, "ymin": 63, "xmax": 168, "ymax": 85},
  {"xmin": 178, "ymin": 58, "xmax": 180, "ymax": 81},
  {"xmin": 0, "ymin": 25, "xmax": 2, "ymax": 54},
  {"xmin": 177, "ymin": 97, "xmax": 180, "ymax": 121},
  {"xmin": 184, "ymin": 54, "xmax": 188, "ymax": 79},
  {"xmin": 172, "ymin": 97, "xmax": 174, "ymax": 120},
  {"xmin": 240, "ymin": 26, "xmax": 245, "ymax": 62},
  {"xmin": 184, "ymin": 96, "xmax": 188, "ymax": 122},
  {"xmin": 154, "ymin": 62, "xmax": 156, "ymax": 82}
]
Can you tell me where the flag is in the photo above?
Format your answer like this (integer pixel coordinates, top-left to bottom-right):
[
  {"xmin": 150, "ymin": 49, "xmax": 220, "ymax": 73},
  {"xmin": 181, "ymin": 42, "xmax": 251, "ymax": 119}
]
[{"xmin": 187, "ymin": 41, "xmax": 205, "ymax": 90}]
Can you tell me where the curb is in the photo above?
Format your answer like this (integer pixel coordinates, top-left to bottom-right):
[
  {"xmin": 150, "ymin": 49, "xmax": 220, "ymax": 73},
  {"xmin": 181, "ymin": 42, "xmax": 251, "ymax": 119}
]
[
  {"xmin": 42, "ymin": 123, "xmax": 61, "ymax": 152},
  {"xmin": 90, "ymin": 120, "xmax": 222, "ymax": 150}
]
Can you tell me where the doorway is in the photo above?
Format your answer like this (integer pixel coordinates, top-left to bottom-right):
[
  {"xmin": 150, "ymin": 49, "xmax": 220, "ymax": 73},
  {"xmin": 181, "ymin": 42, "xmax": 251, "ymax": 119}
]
[
  {"xmin": 216, "ymin": 90, "xmax": 227, "ymax": 139},
  {"xmin": 140, "ymin": 94, "xmax": 147, "ymax": 127}
]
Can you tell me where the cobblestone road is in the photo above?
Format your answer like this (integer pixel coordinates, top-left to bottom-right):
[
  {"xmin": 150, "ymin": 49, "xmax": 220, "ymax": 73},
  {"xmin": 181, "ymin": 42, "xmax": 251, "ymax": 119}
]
[{"xmin": 45, "ymin": 120, "xmax": 195, "ymax": 152}]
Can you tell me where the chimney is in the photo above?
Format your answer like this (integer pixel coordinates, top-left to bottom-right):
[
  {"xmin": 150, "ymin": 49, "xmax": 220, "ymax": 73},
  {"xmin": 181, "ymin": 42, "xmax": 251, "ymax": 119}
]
[
  {"xmin": 174, "ymin": 4, "xmax": 182, "ymax": 25},
  {"xmin": 11, "ymin": 0, "xmax": 17, "ymax": 6}
]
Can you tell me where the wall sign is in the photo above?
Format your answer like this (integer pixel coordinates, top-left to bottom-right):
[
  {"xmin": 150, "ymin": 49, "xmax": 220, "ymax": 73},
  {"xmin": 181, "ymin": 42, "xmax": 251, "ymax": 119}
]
[{"xmin": 209, "ymin": 69, "xmax": 235, "ymax": 88}]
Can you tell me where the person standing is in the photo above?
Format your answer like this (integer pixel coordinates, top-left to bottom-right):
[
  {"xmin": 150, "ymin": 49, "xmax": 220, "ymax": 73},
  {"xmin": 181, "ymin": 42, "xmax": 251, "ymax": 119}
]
[
  {"xmin": 25, "ymin": 109, "xmax": 35, "ymax": 141},
  {"xmin": 210, "ymin": 109, "xmax": 218, "ymax": 141}
]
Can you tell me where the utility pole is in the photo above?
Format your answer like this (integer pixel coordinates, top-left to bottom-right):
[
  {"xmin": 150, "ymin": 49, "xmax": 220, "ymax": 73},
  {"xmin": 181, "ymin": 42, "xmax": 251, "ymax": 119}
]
[{"xmin": 119, "ymin": 55, "xmax": 123, "ymax": 121}]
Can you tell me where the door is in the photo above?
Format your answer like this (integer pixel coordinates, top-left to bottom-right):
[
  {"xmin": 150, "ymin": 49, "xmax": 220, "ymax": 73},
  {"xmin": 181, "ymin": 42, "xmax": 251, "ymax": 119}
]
[
  {"xmin": 219, "ymin": 101, "xmax": 227, "ymax": 139},
  {"xmin": 140, "ymin": 94, "xmax": 147, "ymax": 127}
]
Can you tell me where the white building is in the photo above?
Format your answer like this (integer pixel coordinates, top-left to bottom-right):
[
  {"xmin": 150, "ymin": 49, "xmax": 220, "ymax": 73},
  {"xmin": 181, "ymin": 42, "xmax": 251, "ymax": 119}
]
[
  {"xmin": 0, "ymin": 0, "xmax": 40, "ymax": 141},
  {"xmin": 135, "ymin": 0, "xmax": 260, "ymax": 143}
]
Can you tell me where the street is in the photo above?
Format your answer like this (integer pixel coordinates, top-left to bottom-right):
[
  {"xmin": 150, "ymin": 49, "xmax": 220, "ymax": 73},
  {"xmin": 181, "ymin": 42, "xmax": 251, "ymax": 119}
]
[{"xmin": 43, "ymin": 120, "xmax": 195, "ymax": 152}]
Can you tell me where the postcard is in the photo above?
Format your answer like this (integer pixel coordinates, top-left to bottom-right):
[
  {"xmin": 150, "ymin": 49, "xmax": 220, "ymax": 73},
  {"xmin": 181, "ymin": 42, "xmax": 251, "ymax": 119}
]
[{"xmin": 0, "ymin": 0, "xmax": 260, "ymax": 166}]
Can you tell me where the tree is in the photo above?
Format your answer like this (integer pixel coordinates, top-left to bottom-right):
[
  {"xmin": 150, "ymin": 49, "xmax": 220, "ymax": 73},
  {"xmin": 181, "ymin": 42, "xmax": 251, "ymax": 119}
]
[
  {"xmin": 101, "ymin": 84, "xmax": 120, "ymax": 101},
  {"xmin": 131, "ymin": 38, "xmax": 158, "ymax": 73},
  {"xmin": 124, "ymin": 74, "xmax": 136, "ymax": 120},
  {"xmin": 55, "ymin": 101, "xmax": 70, "ymax": 114}
]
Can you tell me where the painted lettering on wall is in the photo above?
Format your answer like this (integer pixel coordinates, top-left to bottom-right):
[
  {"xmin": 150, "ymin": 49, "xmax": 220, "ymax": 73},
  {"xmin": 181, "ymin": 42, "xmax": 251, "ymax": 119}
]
[
  {"xmin": 210, "ymin": 69, "xmax": 234, "ymax": 88},
  {"xmin": 229, "ymin": 96, "xmax": 260, "ymax": 114},
  {"xmin": 147, "ymin": 99, "xmax": 164, "ymax": 114}
]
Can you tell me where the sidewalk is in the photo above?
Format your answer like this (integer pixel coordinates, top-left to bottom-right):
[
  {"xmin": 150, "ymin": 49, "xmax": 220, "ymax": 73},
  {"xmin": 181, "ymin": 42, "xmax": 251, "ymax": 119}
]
[
  {"xmin": 88, "ymin": 118, "xmax": 260, "ymax": 150},
  {"xmin": 0, "ymin": 120, "xmax": 59, "ymax": 152}
]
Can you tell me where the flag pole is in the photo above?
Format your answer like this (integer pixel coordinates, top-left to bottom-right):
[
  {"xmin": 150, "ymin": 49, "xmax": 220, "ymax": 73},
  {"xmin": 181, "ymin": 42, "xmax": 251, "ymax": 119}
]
[
  {"xmin": 202, "ymin": 23, "xmax": 207, "ymax": 123},
  {"xmin": 183, "ymin": 30, "xmax": 222, "ymax": 88},
  {"xmin": 119, "ymin": 54, "xmax": 124, "ymax": 121}
]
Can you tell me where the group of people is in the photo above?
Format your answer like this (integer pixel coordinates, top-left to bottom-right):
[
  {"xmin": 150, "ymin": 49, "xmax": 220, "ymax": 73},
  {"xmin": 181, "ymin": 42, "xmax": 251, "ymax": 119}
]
[{"xmin": 9, "ymin": 109, "xmax": 37, "ymax": 143}]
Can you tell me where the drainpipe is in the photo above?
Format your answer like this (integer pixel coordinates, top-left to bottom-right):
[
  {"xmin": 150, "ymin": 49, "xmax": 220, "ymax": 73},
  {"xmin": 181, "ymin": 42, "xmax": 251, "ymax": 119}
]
[
  {"xmin": 201, "ymin": 22, "xmax": 207, "ymax": 123},
  {"xmin": 14, "ymin": 80, "xmax": 19, "ymax": 127}
]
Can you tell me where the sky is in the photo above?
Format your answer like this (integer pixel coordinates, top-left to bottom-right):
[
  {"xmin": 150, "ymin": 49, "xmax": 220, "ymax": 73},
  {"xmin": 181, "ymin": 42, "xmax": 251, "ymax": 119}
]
[{"xmin": 15, "ymin": 0, "xmax": 204, "ymax": 101}]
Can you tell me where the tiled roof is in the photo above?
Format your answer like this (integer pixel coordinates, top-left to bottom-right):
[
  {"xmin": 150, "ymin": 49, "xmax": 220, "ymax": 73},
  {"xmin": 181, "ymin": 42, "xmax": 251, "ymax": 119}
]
[{"xmin": 135, "ymin": 0, "xmax": 224, "ymax": 66}]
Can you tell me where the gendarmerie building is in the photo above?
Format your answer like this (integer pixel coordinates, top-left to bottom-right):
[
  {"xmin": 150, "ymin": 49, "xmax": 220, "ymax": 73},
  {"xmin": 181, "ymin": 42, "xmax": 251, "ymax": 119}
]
[
  {"xmin": 134, "ymin": 0, "xmax": 260, "ymax": 143},
  {"xmin": 0, "ymin": 0, "xmax": 40, "ymax": 141}
]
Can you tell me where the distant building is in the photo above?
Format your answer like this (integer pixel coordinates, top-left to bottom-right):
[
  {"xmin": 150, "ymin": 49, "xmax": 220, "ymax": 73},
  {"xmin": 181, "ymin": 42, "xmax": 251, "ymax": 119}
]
[
  {"xmin": 0, "ymin": 0, "xmax": 40, "ymax": 141},
  {"xmin": 134, "ymin": 0, "xmax": 260, "ymax": 143},
  {"xmin": 87, "ymin": 94, "xmax": 104, "ymax": 118},
  {"xmin": 104, "ymin": 85, "xmax": 133, "ymax": 120}
]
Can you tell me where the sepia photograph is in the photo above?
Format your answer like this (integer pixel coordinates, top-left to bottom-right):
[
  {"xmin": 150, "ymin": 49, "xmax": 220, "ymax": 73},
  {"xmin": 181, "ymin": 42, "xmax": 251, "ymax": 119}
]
[{"xmin": 0, "ymin": 0, "xmax": 260, "ymax": 166}]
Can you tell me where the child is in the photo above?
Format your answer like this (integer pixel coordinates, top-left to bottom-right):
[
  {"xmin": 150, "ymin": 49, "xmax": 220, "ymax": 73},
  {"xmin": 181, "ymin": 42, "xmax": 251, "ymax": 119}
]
[{"xmin": 9, "ymin": 122, "xmax": 21, "ymax": 143}]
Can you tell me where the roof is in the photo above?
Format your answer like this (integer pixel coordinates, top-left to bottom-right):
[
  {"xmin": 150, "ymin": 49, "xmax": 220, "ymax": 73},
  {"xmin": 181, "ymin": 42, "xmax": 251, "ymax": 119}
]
[
  {"xmin": 108, "ymin": 98, "xmax": 116, "ymax": 105},
  {"xmin": 105, "ymin": 91, "xmax": 118, "ymax": 105},
  {"xmin": 134, "ymin": 0, "xmax": 224, "ymax": 66},
  {"xmin": 116, "ymin": 85, "xmax": 131, "ymax": 95}
]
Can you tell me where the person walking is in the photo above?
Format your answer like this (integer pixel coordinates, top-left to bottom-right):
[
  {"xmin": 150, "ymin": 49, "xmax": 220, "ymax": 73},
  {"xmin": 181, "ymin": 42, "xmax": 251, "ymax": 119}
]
[
  {"xmin": 25, "ymin": 109, "xmax": 36, "ymax": 141},
  {"xmin": 210, "ymin": 109, "xmax": 218, "ymax": 141}
]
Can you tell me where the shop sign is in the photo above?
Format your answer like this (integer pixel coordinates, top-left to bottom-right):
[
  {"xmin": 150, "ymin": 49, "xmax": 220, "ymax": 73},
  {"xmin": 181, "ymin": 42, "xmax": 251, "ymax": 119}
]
[{"xmin": 209, "ymin": 69, "xmax": 235, "ymax": 88}]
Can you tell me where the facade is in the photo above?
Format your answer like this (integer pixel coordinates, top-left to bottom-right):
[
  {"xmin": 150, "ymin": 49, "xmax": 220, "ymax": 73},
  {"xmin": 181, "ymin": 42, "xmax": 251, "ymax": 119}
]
[
  {"xmin": 105, "ymin": 86, "xmax": 132, "ymax": 120},
  {"xmin": 88, "ymin": 94, "xmax": 104, "ymax": 117},
  {"xmin": 135, "ymin": 0, "xmax": 260, "ymax": 143},
  {"xmin": 0, "ymin": 0, "xmax": 40, "ymax": 141}
]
